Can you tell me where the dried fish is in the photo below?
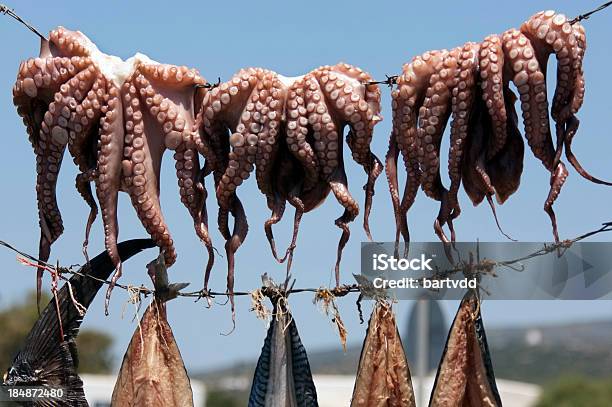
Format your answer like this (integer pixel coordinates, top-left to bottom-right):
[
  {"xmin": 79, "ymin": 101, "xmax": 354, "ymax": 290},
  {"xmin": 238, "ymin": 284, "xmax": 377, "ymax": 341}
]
[
  {"xmin": 429, "ymin": 293, "xmax": 501, "ymax": 407},
  {"xmin": 111, "ymin": 257, "xmax": 193, "ymax": 407},
  {"xmin": 249, "ymin": 296, "xmax": 318, "ymax": 407},
  {"xmin": 2, "ymin": 239, "xmax": 155, "ymax": 407},
  {"xmin": 351, "ymin": 300, "xmax": 416, "ymax": 407}
]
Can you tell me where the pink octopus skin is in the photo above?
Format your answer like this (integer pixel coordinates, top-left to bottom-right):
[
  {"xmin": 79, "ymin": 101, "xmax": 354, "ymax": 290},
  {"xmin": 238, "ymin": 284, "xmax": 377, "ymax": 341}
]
[
  {"xmin": 479, "ymin": 34, "xmax": 507, "ymax": 160},
  {"xmin": 116, "ymin": 62, "xmax": 208, "ymax": 308},
  {"xmin": 307, "ymin": 64, "xmax": 382, "ymax": 283},
  {"xmin": 13, "ymin": 28, "xmax": 105, "ymax": 308},
  {"xmin": 387, "ymin": 51, "xmax": 443, "ymax": 252},
  {"xmin": 195, "ymin": 63, "xmax": 381, "ymax": 300},
  {"xmin": 521, "ymin": 11, "xmax": 611, "ymax": 187},
  {"xmin": 388, "ymin": 10, "xmax": 598, "ymax": 245},
  {"xmin": 443, "ymin": 42, "xmax": 481, "ymax": 242},
  {"xmin": 13, "ymin": 27, "xmax": 210, "ymax": 312}
]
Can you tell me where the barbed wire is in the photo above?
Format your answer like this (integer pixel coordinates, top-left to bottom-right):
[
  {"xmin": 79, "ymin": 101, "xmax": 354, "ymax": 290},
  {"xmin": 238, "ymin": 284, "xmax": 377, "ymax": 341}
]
[
  {"xmin": 0, "ymin": 2, "xmax": 611, "ymax": 304},
  {"xmin": 363, "ymin": 1, "xmax": 612, "ymax": 86},
  {"xmin": 1, "ymin": 220, "xmax": 611, "ymax": 305},
  {"xmin": 3, "ymin": 2, "xmax": 611, "ymax": 89},
  {"xmin": 570, "ymin": 0, "xmax": 612, "ymax": 24},
  {"xmin": 0, "ymin": 3, "xmax": 45, "ymax": 40}
]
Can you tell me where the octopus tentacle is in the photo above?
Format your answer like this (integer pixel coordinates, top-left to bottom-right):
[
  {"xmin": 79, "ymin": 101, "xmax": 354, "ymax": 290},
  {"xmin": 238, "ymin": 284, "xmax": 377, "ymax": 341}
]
[
  {"xmin": 385, "ymin": 125, "xmax": 403, "ymax": 252},
  {"xmin": 520, "ymin": 11, "xmax": 580, "ymax": 123},
  {"xmin": 307, "ymin": 67, "xmax": 364, "ymax": 282},
  {"xmin": 175, "ymin": 146, "xmax": 215, "ymax": 287},
  {"xmin": 36, "ymin": 71, "xmax": 98, "ymax": 247},
  {"xmin": 134, "ymin": 64, "xmax": 215, "ymax": 286},
  {"xmin": 502, "ymin": 29, "xmax": 567, "ymax": 240},
  {"xmin": 225, "ymin": 195, "xmax": 248, "ymax": 320},
  {"xmin": 67, "ymin": 71, "xmax": 107, "ymax": 258},
  {"xmin": 391, "ymin": 52, "xmax": 441, "ymax": 247},
  {"xmin": 34, "ymin": 86, "xmax": 90, "ymax": 307},
  {"xmin": 264, "ymin": 196, "xmax": 287, "ymax": 263},
  {"xmin": 75, "ymin": 168, "xmax": 98, "ymax": 261},
  {"xmin": 544, "ymin": 163, "xmax": 569, "ymax": 243},
  {"xmin": 259, "ymin": 76, "xmax": 294, "ymax": 263},
  {"xmin": 443, "ymin": 42, "xmax": 480, "ymax": 240},
  {"xmin": 570, "ymin": 23, "xmax": 586, "ymax": 114},
  {"xmin": 561, "ymin": 26, "xmax": 612, "ymax": 185},
  {"xmin": 315, "ymin": 64, "xmax": 382, "ymax": 241},
  {"xmin": 306, "ymin": 69, "xmax": 340, "ymax": 179},
  {"xmin": 284, "ymin": 194, "xmax": 305, "ymax": 273},
  {"xmin": 414, "ymin": 49, "xmax": 458, "ymax": 242},
  {"xmin": 116, "ymin": 73, "xmax": 175, "ymax": 307},
  {"xmin": 255, "ymin": 75, "xmax": 284, "ymax": 196},
  {"xmin": 521, "ymin": 13, "xmax": 611, "ymax": 186},
  {"xmin": 286, "ymin": 75, "xmax": 318, "ymax": 190},
  {"xmin": 194, "ymin": 93, "xmax": 231, "ymax": 240},
  {"xmin": 95, "ymin": 83, "xmax": 124, "ymax": 311},
  {"xmin": 329, "ymin": 165, "xmax": 358, "ymax": 286},
  {"xmin": 479, "ymin": 35, "xmax": 507, "ymax": 159},
  {"xmin": 215, "ymin": 71, "xmax": 262, "ymax": 214},
  {"xmin": 332, "ymin": 64, "xmax": 382, "ymax": 240}
]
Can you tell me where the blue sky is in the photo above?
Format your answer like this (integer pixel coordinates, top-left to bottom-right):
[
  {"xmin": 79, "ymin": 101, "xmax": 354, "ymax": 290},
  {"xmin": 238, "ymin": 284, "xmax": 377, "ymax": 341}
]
[{"xmin": 0, "ymin": 0, "xmax": 611, "ymax": 372}]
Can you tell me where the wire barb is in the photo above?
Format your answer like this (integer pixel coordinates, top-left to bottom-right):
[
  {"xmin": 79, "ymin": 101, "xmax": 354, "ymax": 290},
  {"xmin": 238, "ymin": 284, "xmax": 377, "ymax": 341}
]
[
  {"xmin": 0, "ymin": 3, "xmax": 46, "ymax": 40},
  {"xmin": 363, "ymin": 74, "xmax": 398, "ymax": 88},
  {"xmin": 1, "ymin": 219, "xmax": 611, "ymax": 304},
  {"xmin": 195, "ymin": 77, "xmax": 221, "ymax": 90},
  {"xmin": 570, "ymin": 1, "xmax": 612, "ymax": 24}
]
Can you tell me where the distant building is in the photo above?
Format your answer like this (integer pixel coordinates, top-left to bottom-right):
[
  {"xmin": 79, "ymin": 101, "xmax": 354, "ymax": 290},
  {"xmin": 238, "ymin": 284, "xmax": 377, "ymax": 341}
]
[
  {"xmin": 80, "ymin": 374, "xmax": 207, "ymax": 407},
  {"xmin": 405, "ymin": 299, "xmax": 446, "ymax": 374}
]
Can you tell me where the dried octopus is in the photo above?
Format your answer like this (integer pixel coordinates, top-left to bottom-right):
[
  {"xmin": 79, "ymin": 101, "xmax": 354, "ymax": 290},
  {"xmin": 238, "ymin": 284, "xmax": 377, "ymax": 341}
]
[
  {"xmin": 13, "ymin": 27, "xmax": 213, "ymax": 311},
  {"xmin": 387, "ymin": 10, "xmax": 611, "ymax": 248},
  {"xmin": 194, "ymin": 64, "xmax": 382, "ymax": 311}
]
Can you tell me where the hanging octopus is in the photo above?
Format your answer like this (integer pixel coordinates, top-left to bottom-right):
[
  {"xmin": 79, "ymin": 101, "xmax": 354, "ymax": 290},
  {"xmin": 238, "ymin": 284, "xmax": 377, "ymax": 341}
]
[
  {"xmin": 194, "ymin": 63, "xmax": 382, "ymax": 311},
  {"xmin": 387, "ymin": 10, "xmax": 610, "ymax": 249},
  {"xmin": 13, "ymin": 27, "xmax": 213, "ymax": 311}
]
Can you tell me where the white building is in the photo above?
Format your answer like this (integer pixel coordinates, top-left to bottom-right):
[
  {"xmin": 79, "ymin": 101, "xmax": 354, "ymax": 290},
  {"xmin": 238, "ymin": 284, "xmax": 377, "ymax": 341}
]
[
  {"xmin": 80, "ymin": 374, "xmax": 207, "ymax": 407},
  {"xmin": 313, "ymin": 375, "xmax": 541, "ymax": 407}
]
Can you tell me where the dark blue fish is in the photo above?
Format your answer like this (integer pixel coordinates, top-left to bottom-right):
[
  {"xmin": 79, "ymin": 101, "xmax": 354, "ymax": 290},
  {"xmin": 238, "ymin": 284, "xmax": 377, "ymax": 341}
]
[{"xmin": 249, "ymin": 298, "xmax": 318, "ymax": 407}]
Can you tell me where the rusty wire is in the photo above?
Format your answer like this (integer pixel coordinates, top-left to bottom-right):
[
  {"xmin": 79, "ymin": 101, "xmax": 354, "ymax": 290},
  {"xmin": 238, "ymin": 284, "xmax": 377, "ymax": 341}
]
[{"xmin": 1, "ymin": 221, "xmax": 611, "ymax": 304}]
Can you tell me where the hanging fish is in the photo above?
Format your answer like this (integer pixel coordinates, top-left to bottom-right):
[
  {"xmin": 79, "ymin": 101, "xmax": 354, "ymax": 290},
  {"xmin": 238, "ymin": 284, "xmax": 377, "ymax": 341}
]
[
  {"xmin": 248, "ymin": 294, "xmax": 318, "ymax": 407},
  {"xmin": 111, "ymin": 256, "xmax": 193, "ymax": 407},
  {"xmin": 2, "ymin": 239, "xmax": 155, "ymax": 407},
  {"xmin": 429, "ymin": 292, "xmax": 501, "ymax": 407},
  {"xmin": 351, "ymin": 300, "xmax": 416, "ymax": 407}
]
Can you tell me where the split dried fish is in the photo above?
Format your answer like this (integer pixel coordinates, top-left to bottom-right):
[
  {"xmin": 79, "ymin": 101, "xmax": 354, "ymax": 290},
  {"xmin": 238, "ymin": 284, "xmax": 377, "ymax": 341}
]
[
  {"xmin": 351, "ymin": 300, "xmax": 416, "ymax": 407},
  {"xmin": 429, "ymin": 293, "xmax": 501, "ymax": 407}
]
